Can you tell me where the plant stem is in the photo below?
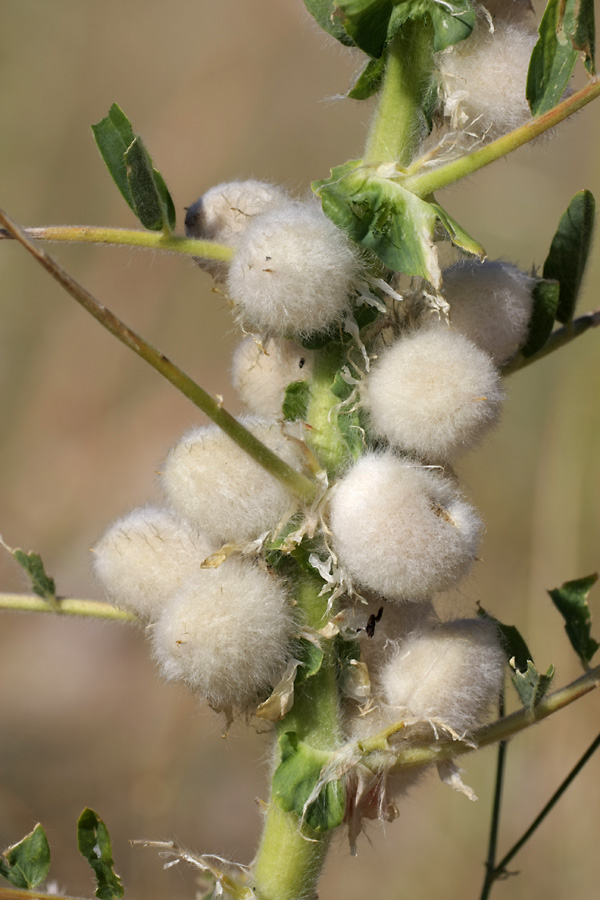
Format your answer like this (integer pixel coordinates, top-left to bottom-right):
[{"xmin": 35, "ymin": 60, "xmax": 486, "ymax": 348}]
[
  {"xmin": 479, "ymin": 693, "xmax": 507, "ymax": 900},
  {"xmin": 0, "ymin": 206, "xmax": 319, "ymax": 503},
  {"xmin": 304, "ymin": 343, "xmax": 350, "ymax": 476},
  {"xmin": 502, "ymin": 309, "xmax": 600, "ymax": 376},
  {"xmin": 403, "ymin": 77, "xmax": 600, "ymax": 196},
  {"xmin": 252, "ymin": 576, "xmax": 343, "ymax": 900},
  {"xmin": 0, "ymin": 593, "xmax": 136, "ymax": 622},
  {"xmin": 0, "ymin": 890, "xmax": 85, "ymax": 900},
  {"xmin": 0, "ymin": 225, "xmax": 234, "ymax": 261},
  {"xmin": 492, "ymin": 731, "xmax": 600, "ymax": 879},
  {"xmin": 364, "ymin": 21, "xmax": 433, "ymax": 166}
]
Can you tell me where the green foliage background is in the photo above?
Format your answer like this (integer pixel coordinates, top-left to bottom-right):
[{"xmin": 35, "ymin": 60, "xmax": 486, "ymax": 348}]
[{"xmin": 0, "ymin": 2, "xmax": 599, "ymax": 899}]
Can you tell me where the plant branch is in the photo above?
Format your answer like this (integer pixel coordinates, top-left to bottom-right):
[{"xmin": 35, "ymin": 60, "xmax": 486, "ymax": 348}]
[
  {"xmin": 403, "ymin": 77, "xmax": 600, "ymax": 197},
  {"xmin": 0, "ymin": 206, "xmax": 319, "ymax": 503},
  {"xmin": 501, "ymin": 309, "xmax": 600, "ymax": 375},
  {"xmin": 360, "ymin": 663, "xmax": 600, "ymax": 770},
  {"xmin": 0, "ymin": 225, "xmax": 234, "ymax": 262},
  {"xmin": 0, "ymin": 593, "xmax": 136, "ymax": 622},
  {"xmin": 0, "ymin": 890, "xmax": 85, "ymax": 900},
  {"xmin": 491, "ymin": 731, "xmax": 600, "ymax": 880}
]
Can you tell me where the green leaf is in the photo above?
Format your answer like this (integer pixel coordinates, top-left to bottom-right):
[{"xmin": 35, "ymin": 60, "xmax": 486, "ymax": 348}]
[
  {"xmin": 0, "ymin": 824, "xmax": 50, "ymax": 890},
  {"xmin": 520, "ymin": 279, "xmax": 560, "ymax": 357},
  {"xmin": 477, "ymin": 605, "xmax": 532, "ymax": 674},
  {"xmin": 511, "ymin": 660, "xmax": 555, "ymax": 710},
  {"xmin": 77, "ymin": 808, "xmax": 124, "ymax": 900},
  {"xmin": 548, "ymin": 573, "xmax": 599, "ymax": 666},
  {"xmin": 92, "ymin": 103, "xmax": 175, "ymax": 233},
  {"xmin": 348, "ymin": 54, "xmax": 387, "ymax": 99},
  {"xmin": 282, "ymin": 381, "xmax": 311, "ymax": 421},
  {"xmin": 294, "ymin": 638, "xmax": 325, "ymax": 684},
  {"xmin": 272, "ymin": 732, "xmax": 346, "ymax": 832},
  {"xmin": 313, "ymin": 160, "xmax": 484, "ymax": 286},
  {"xmin": 124, "ymin": 137, "xmax": 174, "ymax": 233},
  {"xmin": 527, "ymin": 0, "xmax": 596, "ymax": 116},
  {"xmin": 92, "ymin": 104, "xmax": 135, "ymax": 210},
  {"xmin": 302, "ymin": 0, "xmax": 354, "ymax": 44},
  {"xmin": 1, "ymin": 538, "xmax": 57, "ymax": 603},
  {"xmin": 334, "ymin": 0, "xmax": 474, "ymax": 57},
  {"xmin": 543, "ymin": 190, "xmax": 595, "ymax": 324}
]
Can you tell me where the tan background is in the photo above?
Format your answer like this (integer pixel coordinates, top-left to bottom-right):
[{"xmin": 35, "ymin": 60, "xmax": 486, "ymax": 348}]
[{"xmin": 1, "ymin": 2, "xmax": 599, "ymax": 899}]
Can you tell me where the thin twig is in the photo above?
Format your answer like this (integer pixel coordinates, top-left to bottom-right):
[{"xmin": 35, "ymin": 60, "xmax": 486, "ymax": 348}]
[
  {"xmin": 0, "ymin": 890, "xmax": 86, "ymax": 900},
  {"xmin": 479, "ymin": 692, "xmax": 507, "ymax": 900},
  {"xmin": 0, "ymin": 224, "xmax": 234, "ymax": 261},
  {"xmin": 502, "ymin": 310, "xmax": 600, "ymax": 376},
  {"xmin": 0, "ymin": 593, "xmax": 136, "ymax": 622},
  {"xmin": 0, "ymin": 206, "xmax": 319, "ymax": 503},
  {"xmin": 492, "ymin": 731, "xmax": 600, "ymax": 880}
]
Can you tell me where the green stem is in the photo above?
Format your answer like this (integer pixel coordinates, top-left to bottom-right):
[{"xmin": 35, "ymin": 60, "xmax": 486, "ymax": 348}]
[
  {"xmin": 0, "ymin": 593, "xmax": 137, "ymax": 622},
  {"xmin": 492, "ymin": 731, "xmax": 600, "ymax": 879},
  {"xmin": 403, "ymin": 77, "xmax": 600, "ymax": 196},
  {"xmin": 0, "ymin": 225, "xmax": 234, "ymax": 261},
  {"xmin": 0, "ymin": 206, "xmax": 318, "ymax": 503},
  {"xmin": 364, "ymin": 21, "xmax": 433, "ymax": 166},
  {"xmin": 304, "ymin": 343, "xmax": 350, "ymax": 477},
  {"xmin": 0, "ymin": 890, "xmax": 85, "ymax": 900},
  {"xmin": 502, "ymin": 309, "xmax": 600, "ymax": 376},
  {"xmin": 252, "ymin": 576, "xmax": 342, "ymax": 900}
]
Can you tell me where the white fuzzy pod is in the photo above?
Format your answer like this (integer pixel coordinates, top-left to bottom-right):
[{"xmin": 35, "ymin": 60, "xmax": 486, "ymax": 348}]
[
  {"xmin": 231, "ymin": 335, "xmax": 314, "ymax": 417},
  {"xmin": 436, "ymin": 19, "xmax": 537, "ymax": 138},
  {"xmin": 185, "ymin": 180, "xmax": 289, "ymax": 280},
  {"xmin": 152, "ymin": 559, "xmax": 295, "ymax": 711},
  {"xmin": 160, "ymin": 418, "xmax": 306, "ymax": 544},
  {"xmin": 330, "ymin": 453, "xmax": 483, "ymax": 601},
  {"xmin": 226, "ymin": 201, "xmax": 362, "ymax": 337},
  {"xmin": 350, "ymin": 618, "xmax": 505, "ymax": 740},
  {"xmin": 363, "ymin": 326, "xmax": 504, "ymax": 461},
  {"xmin": 481, "ymin": 0, "xmax": 535, "ymax": 24},
  {"xmin": 443, "ymin": 259, "xmax": 535, "ymax": 364},
  {"xmin": 92, "ymin": 506, "xmax": 214, "ymax": 622}
]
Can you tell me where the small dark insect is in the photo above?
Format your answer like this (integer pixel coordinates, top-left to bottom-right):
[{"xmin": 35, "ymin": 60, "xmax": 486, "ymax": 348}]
[
  {"xmin": 365, "ymin": 606, "xmax": 383, "ymax": 638},
  {"xmin": 298, "ymin": 357, "xmax": 306, "ymax": 369}
]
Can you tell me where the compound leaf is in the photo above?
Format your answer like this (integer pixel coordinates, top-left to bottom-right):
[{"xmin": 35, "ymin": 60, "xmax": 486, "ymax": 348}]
[
  {"xmin": 272, "ymin": 732, "xmax": 346, "ymax": 832},
  {"xmin": 548, "ymin": 573, "xmax": 599, "ymax": 667},
  {"xmin": 0, "ymin": 824, "xmax": 50, "ymax": 890},
  {"xmin": 92, "ymin": 103, "xmax": 175, "ymax": 233},
  {"xmin": 77, "ymin": 808, "xmax": 124, "ymax": 900},
  {"xmin": 543, "ymin": 190, "xmax": 595, "ymax": 324}
]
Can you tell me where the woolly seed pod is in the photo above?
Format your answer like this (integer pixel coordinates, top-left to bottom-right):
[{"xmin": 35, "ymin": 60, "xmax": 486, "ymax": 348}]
[
  {"xmin": 185, "ymin": 180, "xmax": 289, "ymax": 280},
  {"xmin": 152, "ymin": 559, "xmax": 295, "ymax": 711},
  {"xmin": 481, "ymin": 0, "xmax": 535, "ymax": 25},
  {"xmin": 92, "ymin": 506, "xmax": 214, "ymax": 622},
  {"xmin": 363, "ymin": 326, "xmax": 504, "ymax": 462},
  {"xmin": 443, "ymin": 259, "xmax": 535, "ymax": 364},
  {"xmin": 349, "ymin": 618, "xmax": 505, "ymax": 743},
  {"xmin": 160, "ymin": 418, "xmax": 306, "ymax": 545},
  {"xmin": 226, "ymin": 201, "xmax": 362, "ymax": 337},
  {"xmin": 231, "ymin": 335, "xmax": 314, "ymax": 417},
  {"xmin": 436, "ymin": 19, "xmax": 537, "ymax": 138},
  {"xmin": 380, "ymin": 618, "xmax": 505, "ymax": 735},
  {"xmin": 330, "ymin": 453, "xmax": 483, "ymax": 601}
]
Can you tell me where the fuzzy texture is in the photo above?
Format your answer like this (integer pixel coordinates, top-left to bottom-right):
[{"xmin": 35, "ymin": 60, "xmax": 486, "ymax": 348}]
[
  {"xmin": 152, "ymin": 559, "xmax": 295, "ymax": 711},
  {"xmin": 480, "ymin": 0, "xmax": 535, "ymax": 24},
  {"xmin": 160, "ymin": 418, "xmax": 306, "ymax": 545},
  {"xmin": 226, "ymin": 200, "xmax": 362, "ymax": 337},
  {"xmin": 350, "ymin": 618, "xmax": 505, "ymax": 741},
  {"xmin": 92, "ymin": 506, "xmax": 214, "ymax": 622},
  {"xmin": 330, "ymin": 453, "xmax": 483, "ymax": 601},
  {"xmin": 363, "ymin": 325, "xmax": 504, "ymax": 462},
  {"xmin": 443, "ymin": 259, "xmax": 535, "ymax": 364},
  {"xmin": 436, "ymin": 19, "xmax": 537, "ymax": 139},
  {"xmin": 231, "ymin": 335, "xmax": 315, "ymax": 417},
  {"xmin": 185, "ymin": 180, "xmax": 289, "ymax": 280}
]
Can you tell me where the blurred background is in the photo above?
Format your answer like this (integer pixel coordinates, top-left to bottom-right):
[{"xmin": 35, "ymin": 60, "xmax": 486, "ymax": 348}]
[{"xmin": 0, "ymin": 2, "xmax": 599, "ymax": 899}]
